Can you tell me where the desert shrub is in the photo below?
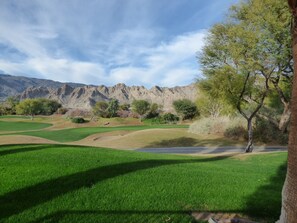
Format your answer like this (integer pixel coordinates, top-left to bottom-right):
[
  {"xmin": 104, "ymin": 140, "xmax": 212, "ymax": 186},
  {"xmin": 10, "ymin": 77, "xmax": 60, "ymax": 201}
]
[
  {"xmin": 117, "ymin": 110, "xmax": 131, "ymax": 118},
  {"xmin": 146, "ymin": 103, "xmax": 162, "ymax": 119},
  {"xmin": 144, "ymin": 113, "xmax": 179, "ymax": 125},
  {"xmin": 162, "ymin": 113, "xmax": 179, "ymax": 124},
  {"xmin": 71, "ymin": 117, "xmax": 86, "ymax": 123},
  {"xmin": 66, "ymin": 109, "xmax": 93, "ymax": 118},
  {"xmin": 173, "ymin": 99, "xmax": 198, "ymax": 120},
  {"xmin": 144, "ymin": 117, "xmax": 164, "ymax": 125},
  {"xmin": 189, "ymin": 116, "xmax": 245, "ymax": 135},
  {"xmin": 224, "ymin": 126, "xmax": 247, "ymax": 140},
  {"xmin": 56, "ymin": 107, "xmax": 68, "ymax": 115},
  {"xmin": 254, "ymin": 118, "xmax": 288, "ymax": 144}
]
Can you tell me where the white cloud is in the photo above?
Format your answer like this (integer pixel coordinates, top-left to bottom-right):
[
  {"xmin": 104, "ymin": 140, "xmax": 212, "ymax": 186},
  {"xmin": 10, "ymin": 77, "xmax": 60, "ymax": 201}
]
[
  {"xmin": 106, "ymin": 30, "xmax": 206, "ymax": 87},
  {"xmin": 0, "ymin": 0, "xmax": 209, "ymax": 87},
  {"xmin": 0, "ymin": 29, "xmax": 206, "ymax": 87}
]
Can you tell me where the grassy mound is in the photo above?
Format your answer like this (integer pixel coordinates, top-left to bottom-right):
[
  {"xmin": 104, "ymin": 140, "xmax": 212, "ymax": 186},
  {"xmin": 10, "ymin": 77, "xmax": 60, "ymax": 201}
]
[
  {"xmin": 0, "ymin": 144, "xmax": 286, "ymax": 223},
  {"xmin": 0, "ymin": 121, "xmax": 52, "ymax": 132},
  {"xmin": 9, "ymin": 125, "xmax": 188, "ymax": 142}
]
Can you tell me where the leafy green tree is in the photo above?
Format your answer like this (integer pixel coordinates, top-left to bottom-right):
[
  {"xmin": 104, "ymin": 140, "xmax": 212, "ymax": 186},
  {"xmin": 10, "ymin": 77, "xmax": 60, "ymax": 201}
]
[
  {"xmin": 16, "ymin": 99, "xmax": 42, "ymax": 119},
  {"xmin": 39, "ymin": 98, "xmax": 61, "ymax": 115},
  {"xmin": 198, "ymin": 0, "xmax": 291, "ymax": 152},
  {"xmin": 173, "ymin": 99, "xmax": 198, "ymax": 120},
  {"xmin": 162, "ymin": 113, "xmax": 179, "ymax": 124},
  {"xmin": 196, "ymin": 89, "xmax": 235, "ymax": 118},
  {"xmin": 132, "ymin": 100, "xmax": 150, "ymax": 121},
  {"xmin": 0, "ymin": 104, "xmax": 4, "ymax": 116},
  {"xmin": 107, "ymin": 99, "xmax": 119, "ymax": 118},
  {"xmin": 119, "ymin": 103, "xmax": 130, "ymax": 111},
  {"xmin": 93, "ymin": 101, "xmax": 109, "ymax": 118},
  {"xmin": 146, "ymin": 103, "xmax": 161, "ymax": 119},
  {"xmin": 1, "ymin": 96, "xmax": 20, "ymax": 115}
]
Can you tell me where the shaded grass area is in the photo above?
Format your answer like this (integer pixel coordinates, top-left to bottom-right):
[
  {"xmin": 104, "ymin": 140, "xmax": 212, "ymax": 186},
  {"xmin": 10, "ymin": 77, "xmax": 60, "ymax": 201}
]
[
  {"xmin": 6, "ymin": 125, "xmax": 188, "ymax": 142},
  {"xmin": 144, "ymin": 137, "xmax": 238, "ymax": 148},
  {"xmin": 0, "ymin": 144, "xmax": 286, "ymax": 223},
  {"xmin": 0, "ymin": 120, "xmax": 52, "ymax": 132}
]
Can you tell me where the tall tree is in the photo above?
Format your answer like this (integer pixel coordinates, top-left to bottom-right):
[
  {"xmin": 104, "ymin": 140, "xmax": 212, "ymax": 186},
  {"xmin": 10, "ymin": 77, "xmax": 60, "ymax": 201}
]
[
  {"xmin": 173, "ymin": 99, "xmax": 198, "ymax": 120},
  {"xmin": 106, "ymin": 99, "xmax": 119, "ymax": 118},
  {"xmin": 199, "ymin": 0, "xmax": 291, "ymax": 152},
  {"xmin": 278, "ymin": 1, "xmax": 297, "ymax": 222},
  {"xmin": 131, "ymin": 100, "xmax": 150, "ymax": 121}
]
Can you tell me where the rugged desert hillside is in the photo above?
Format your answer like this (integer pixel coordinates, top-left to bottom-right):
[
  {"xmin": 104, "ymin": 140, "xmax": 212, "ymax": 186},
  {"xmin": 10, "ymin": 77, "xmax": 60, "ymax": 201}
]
[
  {"xmin": 20, "ymin": 83, "xmax": 197, "ymax": 112},
  {"xmin": 0, "ymin": 74, "xmax": 85, "ymax": 101}
]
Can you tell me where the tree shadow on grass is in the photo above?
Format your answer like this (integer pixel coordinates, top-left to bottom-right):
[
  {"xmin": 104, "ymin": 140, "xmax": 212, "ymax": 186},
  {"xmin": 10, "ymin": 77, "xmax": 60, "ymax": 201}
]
[
  {"xmin": 143, "ymin": 137, "xmax": 233, "ymax": 148},
  {"xmin": 245, "ymin": 162, "xmax": 287, "ymax": 222},
  {"xmin": 0, "ymin": 144, "xmax": 53, "ymax": 156},
  {"xmin": 0, "ymin": 156, "xmax": 231, "ymax": 221}
]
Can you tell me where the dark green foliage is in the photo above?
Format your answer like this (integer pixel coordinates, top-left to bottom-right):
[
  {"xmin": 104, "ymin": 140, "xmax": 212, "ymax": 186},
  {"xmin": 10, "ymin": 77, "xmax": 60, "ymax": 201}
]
[
  {"xmin": 93, "ymin": 100, "xmax": 119, "ymax": 118},
  {"xmin": 173, "ymin": 99, "xmax": 198, "ymax": 120},
  {"xmin": 71, "ymin": 117, "xmax": 86, "ymax": 124},
  {"xmin": 162, "ymin": 113, "xmax": 179, "ymax": 124},
  {"xmin": 92, "ymin": 101, "xmax": 109, "ymax": 118},
  {"xmin": 38, "ymin": 98, "xmax": 62, "ymax": 115},
  {"xmin": 224, "ymin": 126, "xmax": 247, "ymax": 140},
  {"xmin": 146, "ymin": 103, "xmax": 161, "ymax": 119},
  {"xmin": 132, "ymin": 100, "xmax": 151, "ymax": 120},
  {"xmin": 144, "ymin": 113, "xmax": 179, "ymax": 125},
  {"xmin": 254, "ymin": 118, "xmax": 288, "ymax": 144},
  {"xmin": 15, "ymin": 98, "xmax": 61, "ymax": 117},
  {"xmin": 0, "ymin": 96, "xmax": 20, "ymax": 115},
  {"xmin": 106, "ymin": 99, "xmax": 119, "ymax": 118}
]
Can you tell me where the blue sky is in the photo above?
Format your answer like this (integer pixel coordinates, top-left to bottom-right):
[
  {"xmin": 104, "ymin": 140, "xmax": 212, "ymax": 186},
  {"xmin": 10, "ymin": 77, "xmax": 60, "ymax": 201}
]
[{"xmin": 0, "ymin": 0, "xmax": 239, "ymax": 87}]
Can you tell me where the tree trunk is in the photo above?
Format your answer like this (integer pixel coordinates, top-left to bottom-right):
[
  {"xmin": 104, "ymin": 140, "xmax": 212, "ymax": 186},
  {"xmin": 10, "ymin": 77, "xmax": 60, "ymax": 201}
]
[
  {"xmin": 278, "ymin": 2, "xmax": 297, "ymax": 221},
  {"xmin": 245, "ymin": 118, "xmax": 253, "ymax": 153},
  {"xmin": 279, "ymin": 103, "xmax": 291, "ymax": 133}
]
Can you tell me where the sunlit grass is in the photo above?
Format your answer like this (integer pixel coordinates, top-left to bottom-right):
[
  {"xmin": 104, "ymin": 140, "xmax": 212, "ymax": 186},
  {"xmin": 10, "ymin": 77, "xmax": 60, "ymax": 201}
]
[{"xmin": 0, "ymin": 144, "xmax": 286, "ymax": 223}]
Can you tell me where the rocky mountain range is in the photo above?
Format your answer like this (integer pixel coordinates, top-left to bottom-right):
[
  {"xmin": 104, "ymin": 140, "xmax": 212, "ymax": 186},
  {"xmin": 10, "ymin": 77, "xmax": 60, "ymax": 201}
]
[
  {"xmin": 0, "ymin": 74, "xmax": 197, "ymax": 112},
  {"xmin": 0, "ymin": 74, "xmax": 85, "ymax": 101}
]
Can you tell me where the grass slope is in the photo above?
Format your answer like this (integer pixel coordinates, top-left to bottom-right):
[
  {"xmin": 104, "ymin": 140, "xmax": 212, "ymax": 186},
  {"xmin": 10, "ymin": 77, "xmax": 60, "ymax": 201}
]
[
  {"xmin": 0, "ymin": 144, "xmax": 286, "ymax": 223},
  {"xmin": 9, "ymin": 125, "xmax": 188, "ymax": 142},
  {"xmin": 0, "ymin": 120, "xmax": 52, "ymax": 132}
]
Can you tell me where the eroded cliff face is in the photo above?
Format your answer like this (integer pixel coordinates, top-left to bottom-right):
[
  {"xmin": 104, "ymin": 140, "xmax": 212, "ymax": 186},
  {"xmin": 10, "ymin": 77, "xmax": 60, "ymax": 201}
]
[
  {"xmin": 0, "ymin": 74, "xmax": 85, "ymax": 101},
  {"xmin": 20, "ymin": 83, "xmax": 197, "ymax": 112}
]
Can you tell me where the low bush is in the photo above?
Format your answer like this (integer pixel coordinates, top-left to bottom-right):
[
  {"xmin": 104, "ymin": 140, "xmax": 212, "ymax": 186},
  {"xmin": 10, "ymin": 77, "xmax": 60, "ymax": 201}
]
[
  {"xmin": 56, "ymin": 107, "xmax": 68, "ymax": 115},
  {"xmin": 162, "ymin": 113, "xmax": 179, "ymax": 124},
  {"xmin": 144, "ymin": 113, "xmax": 179, "ymax": 125},
  {"xmin": 224, "ymin": 126, "xmax": 247, "ymax": 140},
  {"xmin": 254, "ymin": 118, "xmax": 288, "ymax": 144},
  {"xmin": 189, "ymin": 116, "xmax": 245, "ymax": 135},
  {"xmin": 71, "ymin": 117, "xmax": 86, "ymax": 124}
]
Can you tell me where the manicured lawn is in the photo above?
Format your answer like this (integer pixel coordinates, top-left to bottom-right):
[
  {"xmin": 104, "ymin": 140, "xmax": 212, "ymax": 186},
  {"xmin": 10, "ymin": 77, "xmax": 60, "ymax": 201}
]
[
  {"xmin": 0, "ymin": 144, "xmax": 287, "ymax": 223},
  {"xmin": 0, "ymin": 120, "xmax": 52, "ymax": 132},
  {"xmin": 9, "ymin": 125, "xmax": 188, "ymax": 142},
  {"xmin": 0, "ymin": 115, "xmax": 31, "ymax": 119}
]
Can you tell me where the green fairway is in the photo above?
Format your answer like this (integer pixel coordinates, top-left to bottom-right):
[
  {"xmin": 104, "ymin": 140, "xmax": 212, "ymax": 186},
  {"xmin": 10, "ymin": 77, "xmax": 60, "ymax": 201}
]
[
  {"xmin": 0, "ymin": 144, "xmax": 286, "ymax": 223},
  {"xmin": 0, "ymin": 120, "xmax": 52, "ymax": 132},
  {"xmin": 0, "ymin": 115, "xmax": 31, "ymax": 119},
  {"xmin": 9, "ymin": 125, "xmax": 188, "ymax": 142}
]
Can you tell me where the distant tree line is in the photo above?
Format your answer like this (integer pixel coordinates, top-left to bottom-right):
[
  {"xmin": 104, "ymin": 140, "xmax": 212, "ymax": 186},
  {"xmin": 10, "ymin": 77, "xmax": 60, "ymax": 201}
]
[
  {"xmin": 92, "ymin": 98, "xmax": 198, "ymax": 124},
  {"xmin": 0, "ymin": 97, "xmax": 61, "ymax": 118}
]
